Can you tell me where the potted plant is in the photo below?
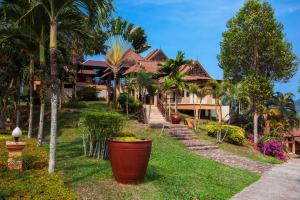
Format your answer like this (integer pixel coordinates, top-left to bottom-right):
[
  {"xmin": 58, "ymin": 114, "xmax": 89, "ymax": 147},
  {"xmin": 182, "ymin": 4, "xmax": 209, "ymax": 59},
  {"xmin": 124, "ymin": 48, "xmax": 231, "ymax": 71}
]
[
  {"xmin": 171, "ymin": 112, "xmax": 181, "ymax": 124},
  {"xmin": 108, "ymin": 136, "xmax": 152, "ymax": 184}
]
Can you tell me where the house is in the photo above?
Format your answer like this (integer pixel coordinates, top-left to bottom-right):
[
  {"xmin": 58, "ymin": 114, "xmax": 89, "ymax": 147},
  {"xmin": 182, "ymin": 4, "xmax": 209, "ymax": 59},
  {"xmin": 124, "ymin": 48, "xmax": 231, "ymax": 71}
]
[{"xmin": 67, "ymin": 48, "xmax": 229, "ymax": 122}]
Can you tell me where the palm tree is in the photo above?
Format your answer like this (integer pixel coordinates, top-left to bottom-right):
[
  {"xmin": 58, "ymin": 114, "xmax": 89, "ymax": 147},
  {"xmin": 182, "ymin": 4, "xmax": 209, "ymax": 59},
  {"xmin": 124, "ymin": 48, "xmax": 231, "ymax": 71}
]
[
  {"xmin": 108, "ymin": 16, "xmax": 151, "ymax": 53},
  {"xmin": 268, "ymin": 92, "xmax": 299, "ymax": 130},
  {"xmin": 188, "ymin": 83, "xmax": 198, "ymax": 129},
  {"xmin": 195, "ymin": 84, "xmax": 212, "ymax": 129},
  {"xmin": 12, "ymin": 0, "xmax": 113, "ymax": 173},
  {"xmin": 159, "ymin": 51, "xmax": 192, "ymax": 113},
  {"xmin": 106, "ymin": 35, "xmax": 131, "ymax": 109},
  {"xmin": 125, "ymin": 75, "xmax": 137, "ymax": 118}
]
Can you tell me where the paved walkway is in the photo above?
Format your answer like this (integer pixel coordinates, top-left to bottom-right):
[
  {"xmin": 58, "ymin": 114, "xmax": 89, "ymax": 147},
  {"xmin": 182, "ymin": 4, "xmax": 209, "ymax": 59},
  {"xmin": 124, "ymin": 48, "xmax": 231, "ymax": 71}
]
[
  {"xmin": 232, "ymin": 158, "xmax": 300, "ymax": 200},
  {"xmin": 166, "ymin": 124, "xmax": 272, "ymax": 174}
]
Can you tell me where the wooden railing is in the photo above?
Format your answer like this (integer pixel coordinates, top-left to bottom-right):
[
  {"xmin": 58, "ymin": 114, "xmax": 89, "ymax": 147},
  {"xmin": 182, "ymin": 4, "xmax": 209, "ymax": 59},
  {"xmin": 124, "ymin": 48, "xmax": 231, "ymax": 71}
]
[{"xmin": 157, "ymin": 97, "xmax": 170, "ymax": 121}]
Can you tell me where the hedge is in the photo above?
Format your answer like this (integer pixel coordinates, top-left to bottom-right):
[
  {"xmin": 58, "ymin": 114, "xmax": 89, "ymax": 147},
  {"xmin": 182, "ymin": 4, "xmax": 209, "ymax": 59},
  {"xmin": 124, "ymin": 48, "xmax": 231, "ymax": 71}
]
[
  {"xmin": 0, "ymin": 135, "xmax": 76, "ymax": 199},
  {"xmin": 202, "ymin": 124, "xmax": 246, "ymax": 145}
]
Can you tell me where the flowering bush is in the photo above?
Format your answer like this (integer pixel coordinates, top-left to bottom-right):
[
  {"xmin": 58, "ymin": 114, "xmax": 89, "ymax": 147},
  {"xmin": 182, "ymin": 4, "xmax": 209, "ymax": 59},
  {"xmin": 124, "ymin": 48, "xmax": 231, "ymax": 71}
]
[
  {"xmin": 249, "ymin": 134, "xmax": 287, "ymax": 161},
  {"xmin": 256, "ymin": 140, "xmax": 287, "ymax": 161}
]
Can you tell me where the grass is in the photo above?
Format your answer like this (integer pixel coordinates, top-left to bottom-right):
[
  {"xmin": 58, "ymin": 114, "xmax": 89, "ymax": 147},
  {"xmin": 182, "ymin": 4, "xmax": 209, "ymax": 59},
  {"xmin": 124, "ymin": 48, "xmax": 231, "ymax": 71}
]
[
  {"xmin": 54, "ymin": 102, "xmax": 260, "ymax": 200},
  {"xmin": 195, "ymin": 130, "xmax": 283, "ymax": 164}
]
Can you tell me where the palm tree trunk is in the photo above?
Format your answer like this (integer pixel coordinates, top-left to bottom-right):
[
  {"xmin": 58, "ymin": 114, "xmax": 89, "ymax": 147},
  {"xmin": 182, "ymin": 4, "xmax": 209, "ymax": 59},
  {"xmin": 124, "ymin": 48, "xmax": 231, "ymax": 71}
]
[
  {"xmin": 28, "ymin": 56, "xmax": 34, "ymax": 138},
  {"xmin": 148, "ymin": 97, "xmax": 152, "ymax": 126},
  {"xmin": 113, "ymin": 73, "xmax": 117, "ymax": 109},
  {"xmin": 253, "ymin": 106, "xmax": 259, "ymax": 144},
  {"xmin": 49, "ymin": 18, "xmax": 58, "ymax": 173},
  {"xmin": 175, "ymin": 91, "xmax": 178, "ymax": 113},
  {"xmin": 126, "ymin": 90, "xmax": 129, "ymax": 118},
  {"xmin": 16, "ymin": 76, "xmax": 21, "ymax": 127},
  {"xmin": 37, "ymin": 102, "xmax": 45, "ymax": 147},
  {"xmin": 193, "ymin": 94, "xmax": 196, "ymax": 130},
  {"xmin": 37, "ymin": 36, "xmax": 46, "ymax": 147}
]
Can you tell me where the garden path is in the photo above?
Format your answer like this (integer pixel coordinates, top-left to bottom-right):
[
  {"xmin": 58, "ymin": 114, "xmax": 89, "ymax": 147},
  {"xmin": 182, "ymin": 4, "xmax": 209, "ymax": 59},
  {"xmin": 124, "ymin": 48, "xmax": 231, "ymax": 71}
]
[
  {"xmin": 166, "ymin": 124, "xmax": 272, "ymax": 174},
  {"xmin": 231, "ymin": 157, "xmax": 300, "ymax": 200}
]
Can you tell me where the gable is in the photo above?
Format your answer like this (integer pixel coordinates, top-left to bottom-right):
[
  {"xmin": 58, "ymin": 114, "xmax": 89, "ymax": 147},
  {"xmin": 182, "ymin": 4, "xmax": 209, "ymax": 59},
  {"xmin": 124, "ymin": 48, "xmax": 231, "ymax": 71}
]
[
  {"xmin": 188, "ymin": 61, "xmax": 210, "ymax": 78},
  {"xmin": 145, "ymin": 49, "xmax": 168, "ymax": 61}
]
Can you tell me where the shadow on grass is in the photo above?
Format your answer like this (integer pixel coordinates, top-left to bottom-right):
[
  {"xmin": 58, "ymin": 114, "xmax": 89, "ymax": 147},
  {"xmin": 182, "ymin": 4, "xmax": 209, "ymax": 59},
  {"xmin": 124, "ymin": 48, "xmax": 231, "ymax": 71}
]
[{"xmin": 144, "ymin": 164, "xmax": 162, "ymax": 182}]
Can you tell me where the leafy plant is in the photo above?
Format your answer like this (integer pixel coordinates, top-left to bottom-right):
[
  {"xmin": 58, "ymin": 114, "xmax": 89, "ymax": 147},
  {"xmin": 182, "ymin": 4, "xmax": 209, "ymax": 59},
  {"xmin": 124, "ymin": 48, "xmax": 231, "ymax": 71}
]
[
  {"xmin": 117, "ymin": 93, "xmax": 140, "ymax": 114},
  {"xmin": 202, "ymin": 124, "xmax": 246, "ymax": 145},
  {"xmin": 77, "ymin": 87, "xmax": 99, "ymax": 101},
  {"xmin": 80, "ymin": 111, "xmax": 125, "ymax": 159}
]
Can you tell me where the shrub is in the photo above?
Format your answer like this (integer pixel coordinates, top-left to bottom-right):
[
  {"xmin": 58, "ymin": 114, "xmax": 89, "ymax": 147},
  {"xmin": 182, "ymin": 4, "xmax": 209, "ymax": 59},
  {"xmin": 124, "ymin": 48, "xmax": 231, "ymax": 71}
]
[
  {"xmin": 80, "ymin": 111, "xmax": 125, "ymax": 159},
  {"xmin": 256, "ymin": 140, "xmax": 287, "ymax": 161},
  {"xmin": 202, "ymin": 124, "xmax": 246, "ymax": 145},
  {"xmin": 117, "ymin": 93, "xmax": 140, "ymax": 114},
  {"xmin": 0, "ymin": 129, "xmax": 28, "ymax": 135},
  {"xmin": 77, "ymin": 86, "xmax": 99, "ymax": 101},
  {"xmin": 0, "ymin": 135, "xmax": 75, "ymax": 199},
  {"xmin": 63, "ymin": 95, "xmax": 86, "ymax": 109}
]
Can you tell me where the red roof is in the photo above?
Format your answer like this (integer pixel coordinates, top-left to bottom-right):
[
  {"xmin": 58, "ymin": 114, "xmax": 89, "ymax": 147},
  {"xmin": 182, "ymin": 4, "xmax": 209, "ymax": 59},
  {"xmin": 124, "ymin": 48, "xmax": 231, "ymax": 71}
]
[
  {"xmin": 81, "ymin": 60, "xmax": 107, "ymax": 68},
  {"xmin": 124, "ymin": 61, "xmax": 162, "ymax": 75},
  {"xmin": 78, "ymin": 69, "xmax": 96, "ymax": 75},
  {"xmin": 145, "ymin": 49, "xmax": 168, "ymax": 61}
]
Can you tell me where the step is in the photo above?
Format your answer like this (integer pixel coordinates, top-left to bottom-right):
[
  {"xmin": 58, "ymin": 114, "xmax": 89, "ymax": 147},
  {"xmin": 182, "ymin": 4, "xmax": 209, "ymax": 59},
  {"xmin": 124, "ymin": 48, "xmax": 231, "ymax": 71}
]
[
  {"xmin": 172, "ymin": 135, "xmax": 198, "ymax": 140},
  {"xmin": 188, "ymin": 146, "xmax": 219, "ymax": 151},
  {"xmin": 182, "ymin": 140, "xmax": 214, "ymax": 147}
]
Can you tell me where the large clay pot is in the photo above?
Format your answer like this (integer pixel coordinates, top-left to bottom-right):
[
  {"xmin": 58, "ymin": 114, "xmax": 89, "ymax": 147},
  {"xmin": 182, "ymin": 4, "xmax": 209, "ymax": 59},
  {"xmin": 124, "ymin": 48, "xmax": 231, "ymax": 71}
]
[
  {"xmin": 171, "ymin": 112, "xmax": 181, "ymax": 124},
  {"xmin": 108, "ymin": 138, "xmax": 152, "ymax": 184}
]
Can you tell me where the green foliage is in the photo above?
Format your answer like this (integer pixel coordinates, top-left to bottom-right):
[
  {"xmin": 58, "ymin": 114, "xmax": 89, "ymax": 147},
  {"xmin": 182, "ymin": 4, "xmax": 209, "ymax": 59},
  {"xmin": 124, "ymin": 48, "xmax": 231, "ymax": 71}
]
[
  {"xmin": 219, "ymin": 0, "xmax": 298, "ymax": 83},
  {"xmin": 63, "ymin": 95, "xmax": 87, "ymax": 109},
  {"xmin": 112, "ymin": 137, "xmax": 143, "ymax": 141},
  {"xmin": 0, "ymin": 135, "xmax": 75, "ymax": 199},
  {"xmin": 202, "ymin": 124, "xmax": 246, "ymax": 145},
  {"xmin": 117, "ymin": 93, "xmax": 140, "ymax": 113},
  {"xmin": 242, "ymin": 74, "xmax": 274, "ymax": 106},
  {"xmin": 77, "ymin": 87, "xmax": 99, "ymax": 101},
  {"xmin": 80, "ymin": 111, "xmax": 125, "ymax": 159},
  {"xmin": 109, "ymin": 16, "xmax": 151, "ymax": 53},
  {"xmin": 0, "ymin": 129, "xmax": 26, "ymax": 135}
]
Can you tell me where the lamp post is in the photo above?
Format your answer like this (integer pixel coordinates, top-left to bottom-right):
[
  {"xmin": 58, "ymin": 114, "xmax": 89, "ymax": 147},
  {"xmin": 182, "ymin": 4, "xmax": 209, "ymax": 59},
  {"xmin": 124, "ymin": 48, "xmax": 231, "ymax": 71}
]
[{"xmin": 5, "ymin": 127, "xmax": 26, "ymax": 170}]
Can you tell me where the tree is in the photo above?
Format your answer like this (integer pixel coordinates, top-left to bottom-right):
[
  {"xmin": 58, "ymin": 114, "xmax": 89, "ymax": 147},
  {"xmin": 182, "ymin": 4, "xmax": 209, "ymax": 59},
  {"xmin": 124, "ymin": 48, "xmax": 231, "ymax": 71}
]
[
  {"xmin": 267, "ymin": 92, "xmax": 299, "ymax": 130},
  {"xmin": 219, "ymin": 0, "xmax": 298, "ymax": 83},
  {"xmin": 15, "ymin": 0, "xmax": 113, "ymax": 173},
  {"xmin": 159, "ymin": 51, "xmax": 192, "ymax": 113},
  {"xmin": 106, "ymin": 35, "xmax": 131, "ymax": 109},
  {"xmin": 242, "ymin": 74, "xmax": 273, "ymax": 143},
  {"xmin": 108, "ymin": 16, "xmax": 151, "ymax": 53},
  {"xmin": 124, "ymin": 75, "xmax": 137, "ymax": 118},
  {"xmin": 188, "ymin": 83, "xmax": 198, "ymax": 130},
  {"xmin": 218, "ymin": 0, "xmax": 297, "ymax": 143}
]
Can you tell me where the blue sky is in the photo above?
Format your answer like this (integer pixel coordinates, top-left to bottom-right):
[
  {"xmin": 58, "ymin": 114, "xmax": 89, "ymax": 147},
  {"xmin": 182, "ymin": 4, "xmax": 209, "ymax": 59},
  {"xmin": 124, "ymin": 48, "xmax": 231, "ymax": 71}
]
[{"xmin": 88, "ymin": 0, "xmax": 300, "ymax": 99}]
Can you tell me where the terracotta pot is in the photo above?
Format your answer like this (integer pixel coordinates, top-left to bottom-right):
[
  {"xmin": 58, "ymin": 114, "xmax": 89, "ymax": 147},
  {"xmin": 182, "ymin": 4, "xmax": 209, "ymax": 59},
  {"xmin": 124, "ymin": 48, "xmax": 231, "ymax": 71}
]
[
  {"xmin": 4, "ymin": 122, "xmax": 12, "ymax": 131},
  {"xmin": 6, "ymin": 141, "xmax": 26, "ymax": 158},
  {"xmin": 171, "ymin": 112, "xmax": 181, "ymax": 124},
  {"xmin": 108, "ymin": 138, "xmax": 152, "ymax": 184}
]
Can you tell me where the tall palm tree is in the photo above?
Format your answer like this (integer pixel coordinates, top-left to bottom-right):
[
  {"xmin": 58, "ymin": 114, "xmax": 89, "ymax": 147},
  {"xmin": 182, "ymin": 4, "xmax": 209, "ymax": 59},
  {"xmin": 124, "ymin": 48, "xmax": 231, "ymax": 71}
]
[
  {"xmin": 13, "ymin": 0, "xmax": 113, "ymax": 173},
  {"xmin": 188, "ymin": 83, "xmax": 198, "ymax": 129},
  {"xmin": 108, "ymin": 16, "xmax": 151, "ymax": 53},
  {"xmin": 268, "ymin": 92, "xmax": 299, "ymax": 130},
  {"xmin": 159, "ymin": 51, "xmax": 192, "ymax": 113},
  {"xmin": 106, "ymin": 35, "xmax": 131, "ymax": 109}
]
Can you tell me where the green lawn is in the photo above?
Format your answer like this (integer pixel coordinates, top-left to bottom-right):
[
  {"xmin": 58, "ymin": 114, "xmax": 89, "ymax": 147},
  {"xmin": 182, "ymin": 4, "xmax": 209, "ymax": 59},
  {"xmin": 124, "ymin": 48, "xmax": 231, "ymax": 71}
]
[
  {"xmin": 195, "ymin": 130, "xmax": 283, "ymax": 164},
  {"xmin": 54, "ymin": 102, "xmax": 260, "ymax": 200}
]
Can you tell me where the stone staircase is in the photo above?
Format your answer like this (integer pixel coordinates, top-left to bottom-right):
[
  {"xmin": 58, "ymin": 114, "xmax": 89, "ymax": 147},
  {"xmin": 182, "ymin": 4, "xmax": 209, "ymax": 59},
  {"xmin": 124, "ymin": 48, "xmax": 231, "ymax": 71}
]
[
  {"xmin": 144, "ymin": 104, "xmax": 167, "ymax": 128},
  {"xmin": 165, "ymin": 124, "xmax": 219, "ymax": 151}
]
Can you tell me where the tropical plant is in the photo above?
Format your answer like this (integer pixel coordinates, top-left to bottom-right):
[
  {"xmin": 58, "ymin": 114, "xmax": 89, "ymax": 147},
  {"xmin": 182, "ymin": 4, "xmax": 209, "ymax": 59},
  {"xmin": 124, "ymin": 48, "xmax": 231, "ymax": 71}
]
[
  {"xmin": 159, "ymin": 51, "xmax": 192, "ymax": 113},
  {"xmin": 124, "ymin": 75, "xmax": 137, "ymax": 118},
  {"xmin": 108, "ymin": 16, "xmax": 150, "ymax": 53},
  {"xmin": 105, "ymin": 35, "xmax": 131, "ymax": 109},
  {"xmin": 267, "ymin": 92, "xmax": 299, "ymax": 131},
  {"xmin": 7, "ymin": 0, "xmax": 114, "ymax": 173},
  {"xmin": 80, "ymin": 111, "xmax": 124, "ymax": 159},
  {"xmin": 242, "ymin": 74, "xmax": 274, "ymax": 143},
  {"xmin": 188, "ymin": 83, "xmax": 198, "ymax": 129}
]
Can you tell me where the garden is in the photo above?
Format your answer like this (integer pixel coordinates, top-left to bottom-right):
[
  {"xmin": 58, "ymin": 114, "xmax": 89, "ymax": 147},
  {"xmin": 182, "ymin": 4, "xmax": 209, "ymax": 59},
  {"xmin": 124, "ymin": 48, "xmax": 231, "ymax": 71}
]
[{"xmin": 0, "ymin": 0, "xmax": 299, "ymax": 199}]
